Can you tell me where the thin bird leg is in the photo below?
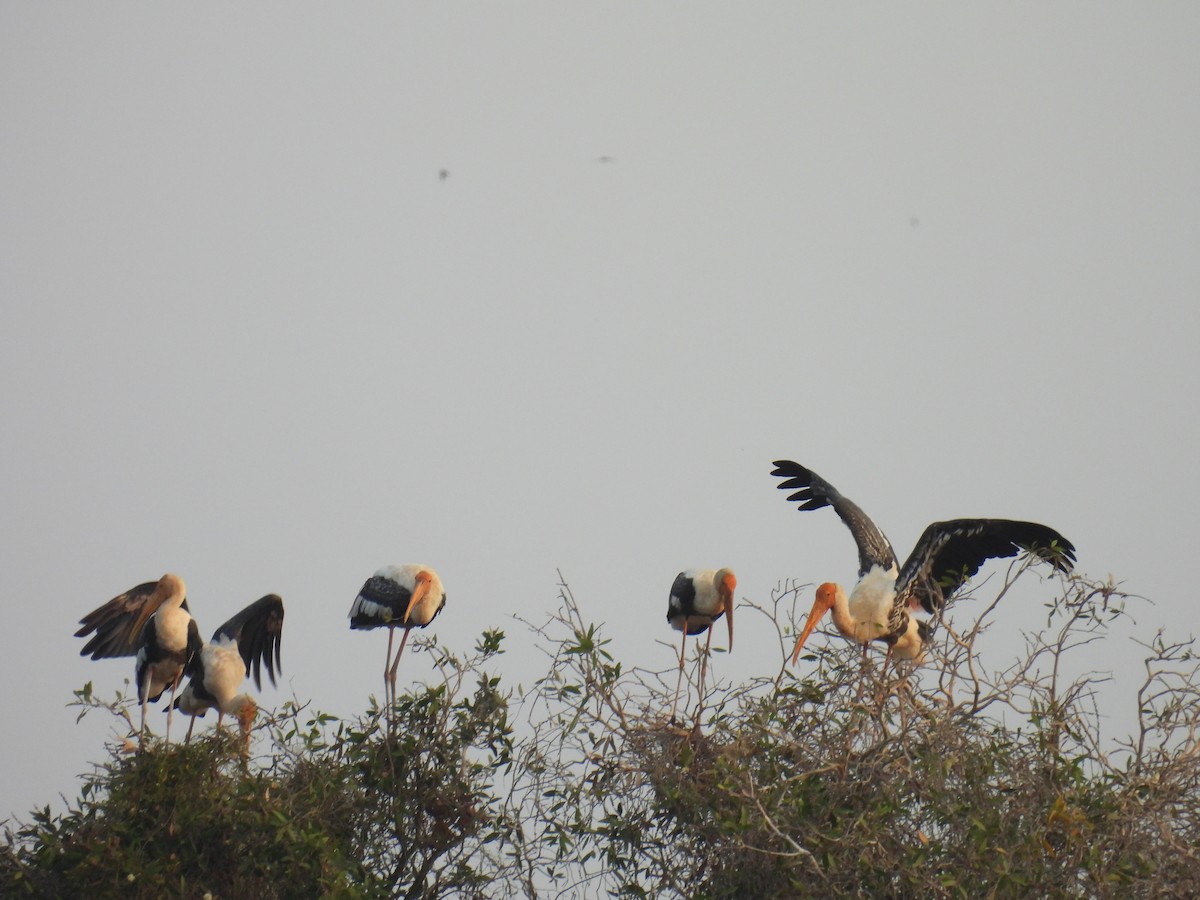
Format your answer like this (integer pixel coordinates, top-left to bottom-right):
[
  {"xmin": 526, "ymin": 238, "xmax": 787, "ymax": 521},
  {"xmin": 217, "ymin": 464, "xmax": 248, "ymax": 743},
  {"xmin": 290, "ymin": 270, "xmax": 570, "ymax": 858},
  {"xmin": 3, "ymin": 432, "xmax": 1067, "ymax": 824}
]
[
  {"xmin": 164, "ymin": 674, "xmax": 182, "ymax": 746},
  {"xmin": 694, "ymin": 625, "xmax": 716, "ymax": 726},
  {"xmin": 139, "ymin": 668, "xmax": 152, "ymax": 744},
  {"xmin": 386, "ymin": 628, "xmax": 414, "ymax": 736},
  {"xmin": 879, "ymin": 645, "xmax": 895, "ymax": 682},
  {"xmin": 388, "ymin": 628, "xmax": 413, "ymax": 700},
  {"xmin": 216, "ymin": 711, "xmax": 225, "ymax": 733},
  {"xmin": 383, "ymin": 626, "xmax": 396, "ymax": 710},
  {"xmin": 669, "ymin": 619, "xmax": 689, "ymax": 724},
  {"xmin": 853, "ymin": 643, "xmax": 871, "ymax": 704},
  {"xmin": 185, "ymin": 715, "xmax": 197, "ymax": 743},
  {"xmin": 877, "ymin": 645, "xmax": 896, "ymax": 709},
  {"xmin": 897, "ymin": 674, "xmax": 911, "ymax": 730}
]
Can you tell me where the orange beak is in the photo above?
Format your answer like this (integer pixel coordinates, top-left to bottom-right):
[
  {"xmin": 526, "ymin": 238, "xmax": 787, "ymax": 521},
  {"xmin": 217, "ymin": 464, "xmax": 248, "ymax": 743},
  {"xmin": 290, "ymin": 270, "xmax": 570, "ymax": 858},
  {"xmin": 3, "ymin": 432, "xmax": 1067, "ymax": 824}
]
[
  {"xmin": 721, "ymin": 571, "xmax": 736, "ymax": 652},
  {"xmin": 790, "ymin": 586, "xmax": 833, "ymax": 666},
  {"xmin": 403, "ymin": 572, "xmax": 432, "ymax": 624},
  {"xmin": 130, "ymin": 583, "xmax": 173, "ymax": 642}
]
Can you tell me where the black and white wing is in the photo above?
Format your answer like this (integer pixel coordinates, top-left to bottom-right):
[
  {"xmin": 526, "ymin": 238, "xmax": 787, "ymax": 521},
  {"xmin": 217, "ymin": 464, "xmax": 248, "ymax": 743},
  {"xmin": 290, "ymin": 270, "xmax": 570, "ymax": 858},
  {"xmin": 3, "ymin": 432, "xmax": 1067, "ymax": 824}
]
[
  {"xmin": 771, "ymin": 460, "xmax": 898, "ymax": 577},
  {"xmin": 896, "ymin": 519, "xmax": 1077, "ymax": 613},
  {"xmin": 210, "ymin": 594, "xmax": 285, "ymax": 690},
  {"xmin": 75, "ymin": 577, "xmax": 189, "ymax": 660},
  {"xmin": 667, "ymin": 572, "xmax": 696, "ymax": 621}
]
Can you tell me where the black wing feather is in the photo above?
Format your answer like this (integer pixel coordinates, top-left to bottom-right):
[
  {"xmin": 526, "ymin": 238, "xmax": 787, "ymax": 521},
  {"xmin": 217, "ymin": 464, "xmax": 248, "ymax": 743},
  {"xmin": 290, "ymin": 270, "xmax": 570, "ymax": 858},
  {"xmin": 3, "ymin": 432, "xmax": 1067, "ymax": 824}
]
[
  {"xmin": 897, "ymin": 519, "xmax": 1077, "ymax": 613},
  {"xmin": 771, "ymin": 460, "xmax": 898, "ymax": 577},
  {"xmin": 666, "ymin": 572, "xmax": 697, "ymax": 623},
  {"xmin": 349, "ymin": 575, "xmax": 411, "ymax": 628},
  {"xmin": 211, "ymin": 594, "xmax": 285, "ymax": 690},
  {"xmin": 360, "ymin": 575, "xmax": 406, "ymax": 608}
]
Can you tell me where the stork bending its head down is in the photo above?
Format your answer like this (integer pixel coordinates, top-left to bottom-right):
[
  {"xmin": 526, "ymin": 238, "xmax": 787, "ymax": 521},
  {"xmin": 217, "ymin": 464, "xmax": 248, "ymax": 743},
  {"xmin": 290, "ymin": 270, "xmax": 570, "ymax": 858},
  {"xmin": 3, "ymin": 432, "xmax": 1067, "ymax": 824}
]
[
  {"xmin": 666, "ymin": 568, "xmax": 736, "ymax": 724},
  {"xmin": 349, "ymin": 564, "xmax": 446, "ymax": 711},
  {"xmin": 172, "ymin": 593, "xmax": 284, "ymax": 745}
]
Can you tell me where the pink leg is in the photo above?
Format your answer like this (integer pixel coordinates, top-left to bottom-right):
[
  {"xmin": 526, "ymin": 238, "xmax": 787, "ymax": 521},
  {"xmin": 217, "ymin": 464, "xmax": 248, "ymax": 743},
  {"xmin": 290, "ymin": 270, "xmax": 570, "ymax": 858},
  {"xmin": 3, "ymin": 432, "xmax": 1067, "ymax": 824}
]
[
  {"xmin": 393, "ymin": 628, "xmax": 417, "ymax": 681},
  {"xmin": 387, "ymin": 628, "xmax": 413, "ymax": 693},
  {"xmin": 853, "ymin": 643, "xmax": 870, "ymax": 703},
  {"xmin": 670, "ymin": 620, "xmax": 689, "ymax": 724},
  {"xmin": 879, "ymin": 646, "xmax": 895, "ymax": 682},
  {"xmin": 695, "ymin": 626, "xmax": 716, "ymax": 725},
  {"xmin": 385, "ymin": 628, "xmax": 413, "ymax": 735},
  {"xmin": 877, "ymin": 645, "xmax": 896, "ymax": 707},
  {"xmin": 164, "ymin": 675, "xmax": 181, "ymax": 746},
  {"xmin": 383, "ymin": 627, "xmax": 396, "ymax": 708},
  {"xmin": 139, "ymin": 669, "xmax": 151, "ymax": 745}
]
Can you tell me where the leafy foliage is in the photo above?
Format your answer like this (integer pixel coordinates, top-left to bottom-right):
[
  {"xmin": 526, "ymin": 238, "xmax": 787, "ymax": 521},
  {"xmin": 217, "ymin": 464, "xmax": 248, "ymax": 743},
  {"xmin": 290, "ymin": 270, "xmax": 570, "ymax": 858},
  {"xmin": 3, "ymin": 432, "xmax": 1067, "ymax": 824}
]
[
  {"xmin": 5, "ymin": 568, "xmax": 1200, "ymax": 897},
  {"xmin": 2, "ymin": 635, "xmax": 515, "ymax": 899}
]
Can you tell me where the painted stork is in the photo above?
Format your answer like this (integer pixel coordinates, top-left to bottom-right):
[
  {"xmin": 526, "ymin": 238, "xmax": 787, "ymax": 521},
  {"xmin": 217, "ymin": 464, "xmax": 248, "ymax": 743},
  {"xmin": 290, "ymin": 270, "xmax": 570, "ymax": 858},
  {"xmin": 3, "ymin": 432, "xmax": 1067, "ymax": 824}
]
[
  {"xmin": 75, "ymin": 573, "xmax": 203, "ymax": 743},
  {"xmin": 770, "ymin": 460, "xmax": 1077, "ymax": 670},
  {"xmin": 666, "ymin": 568, "xmax": 736, "ymax": 723},
  {"xmin": 171, "ymin": 594, "xmax": 284, "ymax": 743},
  {"xmin": 349, "ymin": 564, "xmax": 446, "ymax": 709}
]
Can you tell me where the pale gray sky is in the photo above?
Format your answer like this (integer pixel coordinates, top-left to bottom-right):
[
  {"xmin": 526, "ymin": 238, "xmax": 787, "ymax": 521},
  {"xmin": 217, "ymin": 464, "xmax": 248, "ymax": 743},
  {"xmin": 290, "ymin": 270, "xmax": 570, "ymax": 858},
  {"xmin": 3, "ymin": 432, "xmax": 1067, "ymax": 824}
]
[{"xmin": 3, "ymin": 6, "xmax": 1198, "ymax": 822}]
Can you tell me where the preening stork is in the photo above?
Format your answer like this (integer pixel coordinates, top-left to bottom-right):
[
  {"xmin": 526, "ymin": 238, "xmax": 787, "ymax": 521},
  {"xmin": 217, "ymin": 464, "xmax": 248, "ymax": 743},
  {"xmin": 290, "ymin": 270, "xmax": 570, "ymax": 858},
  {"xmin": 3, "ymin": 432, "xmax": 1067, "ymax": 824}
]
[
  {"xmin": 75, "ymin": 573, "xmax": 203, "ymax": 743},
  {"xmin": 666, "ymin": 569, "xmax": 736, "ymax": 723},
  {"xmin": 171, "ymin": 594, "xmax": 284, "ymax": 744},
  {"xmin": 349, "ymin": 564, "xmax": 446, "ymax": 709},
  {"xmin": 770, "ymin": 460, "xmax": 1077, "ymax": 670}
]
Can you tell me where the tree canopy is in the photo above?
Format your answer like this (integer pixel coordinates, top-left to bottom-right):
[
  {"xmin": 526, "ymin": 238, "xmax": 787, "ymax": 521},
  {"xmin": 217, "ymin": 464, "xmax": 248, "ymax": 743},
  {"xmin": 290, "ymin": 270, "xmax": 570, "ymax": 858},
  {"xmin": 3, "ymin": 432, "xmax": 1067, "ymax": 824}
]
[{"xmin": 4, "ymin": 566, "xmax": 1198, "ymax": 898}]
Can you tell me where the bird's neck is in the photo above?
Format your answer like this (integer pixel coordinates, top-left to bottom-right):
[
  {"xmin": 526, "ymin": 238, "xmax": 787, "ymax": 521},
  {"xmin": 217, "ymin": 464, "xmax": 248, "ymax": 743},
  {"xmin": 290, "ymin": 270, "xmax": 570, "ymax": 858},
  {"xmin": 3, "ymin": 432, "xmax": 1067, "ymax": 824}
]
[{"xmin": 828, "ymin": 586, "xmax": 857, "ymax": 637}]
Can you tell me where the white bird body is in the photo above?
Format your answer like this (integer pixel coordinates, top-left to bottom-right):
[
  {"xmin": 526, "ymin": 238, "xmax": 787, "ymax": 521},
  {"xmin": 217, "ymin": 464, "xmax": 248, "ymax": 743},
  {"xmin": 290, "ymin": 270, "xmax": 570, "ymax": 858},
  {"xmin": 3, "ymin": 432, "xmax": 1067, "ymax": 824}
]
[
  {"xmin": 134, "ymin": 603, "xmax": 196, "ymax": 702},
  {"xmin": 818, "ymin": 579, "xmax": 927, "ymax": 664},
  {"xmin": 845, "ymin": 565, "xmax": 901, "ymax": 646},
  {"xmin": 178, "ymin": 638, "xmax": 250, "ymax": 716},
  {"xmin": 668, "ymin": 568, "xmax": 734, "ymax": 635}
]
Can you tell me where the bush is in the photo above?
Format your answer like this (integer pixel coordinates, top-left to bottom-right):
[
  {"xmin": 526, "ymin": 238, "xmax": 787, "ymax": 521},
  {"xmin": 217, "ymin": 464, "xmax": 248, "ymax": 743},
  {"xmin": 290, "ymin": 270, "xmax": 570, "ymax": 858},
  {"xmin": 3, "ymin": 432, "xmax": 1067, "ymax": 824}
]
[{"xmin": 2, "ymin": 635, "xmax": 515, "ymax": 899}]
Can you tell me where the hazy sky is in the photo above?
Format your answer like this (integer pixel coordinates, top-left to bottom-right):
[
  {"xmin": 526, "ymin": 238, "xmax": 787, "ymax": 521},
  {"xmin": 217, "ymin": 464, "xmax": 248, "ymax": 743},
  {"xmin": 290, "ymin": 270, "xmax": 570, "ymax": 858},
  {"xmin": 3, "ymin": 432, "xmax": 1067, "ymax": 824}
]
[{"xmin": 3, "ymin": 6, "xmax": 1198, "ymax": 823}]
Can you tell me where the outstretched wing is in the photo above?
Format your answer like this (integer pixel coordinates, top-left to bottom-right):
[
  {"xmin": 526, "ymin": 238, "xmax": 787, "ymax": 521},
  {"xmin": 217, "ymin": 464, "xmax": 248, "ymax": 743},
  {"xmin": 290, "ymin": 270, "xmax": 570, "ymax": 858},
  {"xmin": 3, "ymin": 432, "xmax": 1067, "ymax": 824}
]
[
  {"xmin": 75, "ymin": 579, "xmax": 188, "ymax": 660},
  {"xmin": 211, "ymin": 594, "xmax": 285, "ymax": 690},
  {"xmin": 896, "ymin": 519, "xmax": 1077, "ymax": 613},
  {"xmin": 771, "ymin": 460, "xmax": 898, "ymax": 577}
]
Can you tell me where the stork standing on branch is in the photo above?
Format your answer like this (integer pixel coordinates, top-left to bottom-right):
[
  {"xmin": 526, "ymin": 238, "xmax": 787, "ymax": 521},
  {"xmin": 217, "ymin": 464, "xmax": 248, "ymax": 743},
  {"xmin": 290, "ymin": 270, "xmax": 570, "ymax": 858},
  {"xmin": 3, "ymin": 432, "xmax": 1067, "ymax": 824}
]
[
  {"xmin": 666, "ymin": 568, "xmax": 736, "ymax": 723},
  {"xmin": 349, "ymin": 564, "xmax": 446, "ymax": 711},
  {"xmin": 770, "ymin": 461, "xmax": 1077, "ymax": 673},
  {"xmin": 76, "ymin": 573, "xmax": 202, "ymax": 744},
  {"xmin": 171, "ymin": 593, "xmax": 284, "ymax": 744}
]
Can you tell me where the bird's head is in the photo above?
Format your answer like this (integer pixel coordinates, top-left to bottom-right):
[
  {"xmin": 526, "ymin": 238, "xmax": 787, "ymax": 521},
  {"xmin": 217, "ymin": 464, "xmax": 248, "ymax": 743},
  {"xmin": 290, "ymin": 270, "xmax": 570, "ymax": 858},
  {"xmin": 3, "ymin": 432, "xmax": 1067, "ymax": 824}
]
[
  {"xmin": 403, "ymin": 569, "xmax": 434, "ymax": 624},
  {"xmin": 716, "ymin": 568, "xmax": 736, "ymax": 651},
  {"xmin": 235, "ymin": 696, "xmax": 258, "ymax": 733},
  {"xmin": 790, "ymin": 582, "xmax": 840, "ymax": 666},
  {"xmin": 159, "ymin": 573, "xmax": 187, "ymax": 604}
]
